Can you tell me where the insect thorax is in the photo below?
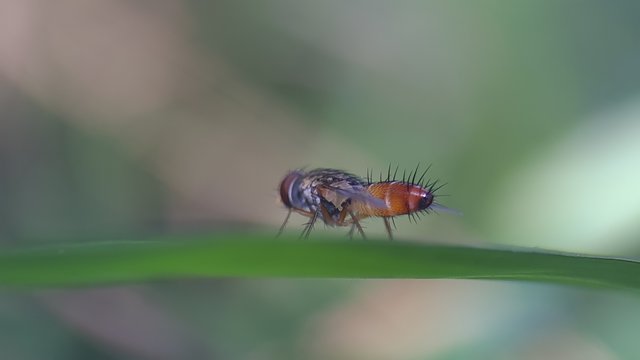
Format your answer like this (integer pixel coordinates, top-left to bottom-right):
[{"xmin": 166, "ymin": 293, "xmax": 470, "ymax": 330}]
[{"xmin": 292, "ymin": 169, "xmax": 366, "ymax": 222}]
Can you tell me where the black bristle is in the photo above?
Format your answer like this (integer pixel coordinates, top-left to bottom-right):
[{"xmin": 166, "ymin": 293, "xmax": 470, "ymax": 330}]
[
  {"xmin": 428, "ymin": 179, "xmax": 439, "ymax": 192},
  {"xmin": 411, "ymin": 163, "xmax": 420, "ymax": 185},
  {"xmin": 417, "ymin": 164, "xmax": 431, "ymax": 187},
  {"xmin": 392, "ymin": 165, "xmax": 399, "ymax": 181},
  {"xmin": 432, "ymin": 182, "xmax": 448, "ymax": 193}
]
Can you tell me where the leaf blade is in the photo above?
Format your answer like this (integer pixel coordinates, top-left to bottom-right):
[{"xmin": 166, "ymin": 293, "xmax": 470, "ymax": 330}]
[{"xmin": 0, "ymin": 234, "xmax": 638, "ymax": 290}]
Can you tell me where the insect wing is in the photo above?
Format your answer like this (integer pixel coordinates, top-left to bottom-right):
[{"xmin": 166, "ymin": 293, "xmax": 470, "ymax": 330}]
[
  {"xmin": 321, "ymin": 185, "xmax": 387, "ymax": 209},
  {"xmin": 430, "ymin": 203, "xmax": 463, "ymax": 216}
]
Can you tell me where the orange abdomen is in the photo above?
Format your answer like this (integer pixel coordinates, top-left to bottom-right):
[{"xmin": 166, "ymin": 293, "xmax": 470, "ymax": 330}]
[{"xmin": 361, "ymin": 182, "xmax": 433, "ymax": 217}]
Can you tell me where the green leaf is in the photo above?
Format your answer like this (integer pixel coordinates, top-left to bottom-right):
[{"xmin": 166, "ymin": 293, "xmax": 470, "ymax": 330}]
[{"xmin": 0, "ymin": 233, "xmax": 638, "ymax": 290}]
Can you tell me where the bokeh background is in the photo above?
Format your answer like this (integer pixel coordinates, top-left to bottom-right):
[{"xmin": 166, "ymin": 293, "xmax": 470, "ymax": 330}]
[{"xmin": 2, "ymin": 1, "xmax": 640, "ymax": 359}]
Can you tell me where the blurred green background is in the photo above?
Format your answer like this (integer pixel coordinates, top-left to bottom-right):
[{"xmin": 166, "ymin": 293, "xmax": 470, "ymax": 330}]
[{"xmin": 1, "ymin": 0, "xmax": 640, "ymax": 359}]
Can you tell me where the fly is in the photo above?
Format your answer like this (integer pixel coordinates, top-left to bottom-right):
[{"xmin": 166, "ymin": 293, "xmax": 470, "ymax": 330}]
[{"xmin": 277, "ymin": 165, "xmax": 456, "ymax": 240}]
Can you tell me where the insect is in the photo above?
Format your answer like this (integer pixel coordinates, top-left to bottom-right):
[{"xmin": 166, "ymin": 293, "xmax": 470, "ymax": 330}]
[{"xmin": 277, "ymin": 165, "xmax": 453, "ymax": 240}]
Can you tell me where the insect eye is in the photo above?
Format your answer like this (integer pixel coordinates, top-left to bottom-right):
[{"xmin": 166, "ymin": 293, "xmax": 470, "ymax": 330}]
[{"xmin": 279, "ymin": 172, "xmax": 302, "ymax": 208}]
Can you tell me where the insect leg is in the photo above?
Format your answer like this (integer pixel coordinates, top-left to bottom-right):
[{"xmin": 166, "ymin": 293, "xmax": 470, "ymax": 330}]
[
  {"xmin": 333, "ymin": 200, "xmax": 363, "ymax": 240},
  {"xmin": 318, "ymin": 202, "xmax": 337, "ymax": 226},
  {"xmin": 276, "ymin": 209, "xmax": 292, "ymax": 238},
  {"xmin": 347, "ymin": 224, "xmax": 356, "ymax": 240},
  {"xmin": 300, "ymin": 209, "xmax": 320, "ymax": 240},
  {"xmin": 383, "ymin": 217, "xmax": 394, "ymax": 241},
  {"xmin": 348, "ymin": 210, "xmax": 367, "ymax": 240}
]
